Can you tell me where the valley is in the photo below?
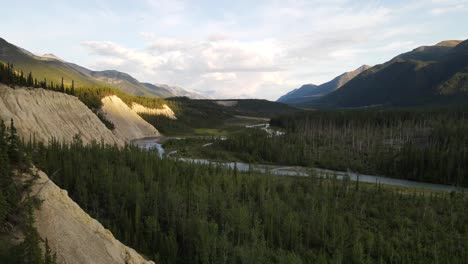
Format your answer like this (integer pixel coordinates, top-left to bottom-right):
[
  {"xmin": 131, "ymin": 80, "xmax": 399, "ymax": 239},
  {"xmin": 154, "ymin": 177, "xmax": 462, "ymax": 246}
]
[
  {"xmin": 135, "ymin": 136, "xmax": 468, "ymax": 193},
  {"xmin": 1, "ymin": 34, "xmax": 468, "ymax": 264}
]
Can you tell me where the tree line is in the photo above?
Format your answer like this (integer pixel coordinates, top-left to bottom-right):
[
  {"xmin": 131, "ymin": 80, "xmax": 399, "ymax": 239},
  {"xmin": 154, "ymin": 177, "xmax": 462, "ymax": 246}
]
[{"xmin": 0, "ymin": 62, "xmax": 76, "ymax": 94}]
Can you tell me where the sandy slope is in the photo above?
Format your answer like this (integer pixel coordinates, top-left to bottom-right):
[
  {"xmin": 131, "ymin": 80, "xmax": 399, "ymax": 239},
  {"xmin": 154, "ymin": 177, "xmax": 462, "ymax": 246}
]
[
  {"xmin": 131, "ymin": 103, "xmax": 177, "ymax": 120},
  {"xmin": 101, "ymin": 95, "xmax": 160, "ymax": 140},
  {"xmin": 0, "ymin": 85, "xmax": 123, "ymax": 145},
  {"xmin": 29, "ymin": 169, "xmax": 154, "ymax": 264}
]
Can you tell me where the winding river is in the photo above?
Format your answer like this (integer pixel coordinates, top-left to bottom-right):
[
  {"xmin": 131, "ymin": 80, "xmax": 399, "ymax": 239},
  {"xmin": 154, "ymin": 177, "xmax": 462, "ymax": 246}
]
[{"xmin": 132, "ymin": 137, "xmax": 468, "ymax": 193}]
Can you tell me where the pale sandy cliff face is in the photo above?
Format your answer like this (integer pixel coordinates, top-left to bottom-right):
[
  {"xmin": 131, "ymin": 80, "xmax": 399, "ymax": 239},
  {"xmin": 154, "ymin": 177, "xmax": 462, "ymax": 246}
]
[
  {"xmin": 0, "ymin": 85, "xmax": 124, "ymax": 146},
  {"xmin": 131, "ymin": 103, "xmax": 177, "ymax": 120},
  {"xmin": 29, "ymin": 169, "xmax": 154, "ymax": 264},
  {"xmin": 101, "ymin": 95, "xmax": 160, "ymax": 141}
]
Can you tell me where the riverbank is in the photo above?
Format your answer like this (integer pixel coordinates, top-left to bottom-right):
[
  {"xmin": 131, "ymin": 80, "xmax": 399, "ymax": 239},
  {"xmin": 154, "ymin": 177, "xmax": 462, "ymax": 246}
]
[{"xmin": 131, "ymin": 137, "xmax": 467, "ymax": 193}]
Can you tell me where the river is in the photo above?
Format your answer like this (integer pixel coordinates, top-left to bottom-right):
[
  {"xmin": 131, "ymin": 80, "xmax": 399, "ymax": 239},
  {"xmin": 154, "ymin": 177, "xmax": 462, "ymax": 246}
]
[{"xmin": 131, "ymin": 137, "xmax": 468, "ymax": 193}]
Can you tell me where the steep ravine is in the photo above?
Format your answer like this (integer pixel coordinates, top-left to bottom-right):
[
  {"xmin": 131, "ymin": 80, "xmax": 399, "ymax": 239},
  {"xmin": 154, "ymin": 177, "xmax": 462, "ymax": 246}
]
[{"xmin": 28, "ymin": 169, "xmax": 154, "ymax": 264}]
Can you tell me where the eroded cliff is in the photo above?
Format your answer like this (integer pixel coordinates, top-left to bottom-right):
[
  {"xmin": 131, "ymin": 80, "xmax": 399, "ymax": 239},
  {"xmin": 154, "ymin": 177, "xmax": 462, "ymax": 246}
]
[
  {"xmin": 30, "ymin": 169, "xmax": 154, "ymax": 264},
  {"xmin": 0, "ymin": 85, "xmax": 123, "ymax": 145},
  {"xmin": 101, "ymin": 95, "xmax": 160, "ymax": 141}
]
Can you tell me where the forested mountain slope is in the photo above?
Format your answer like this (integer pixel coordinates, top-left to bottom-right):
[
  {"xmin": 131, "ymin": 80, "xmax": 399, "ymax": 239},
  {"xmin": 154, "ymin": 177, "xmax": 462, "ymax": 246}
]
[
  {"xmin": 277, "ymin": 84, "xmax": 318, "ymax": 104},
  {"xmin": 0, "ymin": 38, "xmax": 101, "ymax": 87},
  {"xmin": 277, "ymin": 65, "xmax": 370, "ymax": 105},
  {"xmin": 315, "ymin": 39, "xmax": 468, "ymax": 107},
  {"xmin": 0, "ymin": 84, "xmax": 123, "ymax": 145},
  {"xmin": 209, "ymin": 99, "xmax": 298, "ymax": 117},
  {"xmin": 0, "ymin": 37, "xmax": 202, "ymax": 98}
]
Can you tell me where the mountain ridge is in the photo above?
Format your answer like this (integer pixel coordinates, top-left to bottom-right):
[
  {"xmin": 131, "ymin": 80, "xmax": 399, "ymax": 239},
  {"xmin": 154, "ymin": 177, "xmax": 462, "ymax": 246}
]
[
  {"xmin": 314, "ymin": 39, "xmax": 468, "ymax": 108},
  {"xmin": 0, "ymin": 37, "xmax": 204, "ymax": 98},
  {"xmin": 277, "ymin": 65, "xmax": 370, "ymax": 105}
]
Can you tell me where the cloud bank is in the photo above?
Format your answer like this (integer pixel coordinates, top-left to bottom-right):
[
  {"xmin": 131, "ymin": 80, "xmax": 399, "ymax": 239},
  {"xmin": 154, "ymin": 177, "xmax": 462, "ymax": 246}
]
[{"xmin": 75, "ymin": 0, "xmax": 468, "ymax": 100}]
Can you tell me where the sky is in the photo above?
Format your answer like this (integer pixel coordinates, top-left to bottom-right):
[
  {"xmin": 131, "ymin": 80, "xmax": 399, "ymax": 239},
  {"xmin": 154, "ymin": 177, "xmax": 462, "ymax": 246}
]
[{"xmin": 1, "ymin": 0, "xmax": 468, "ymax": 100}]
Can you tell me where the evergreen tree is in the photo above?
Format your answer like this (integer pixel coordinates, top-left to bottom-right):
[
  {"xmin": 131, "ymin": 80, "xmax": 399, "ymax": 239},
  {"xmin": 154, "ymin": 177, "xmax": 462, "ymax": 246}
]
[
  {"xmin": 7, "ymin": 119, "xmax": 21, "ymax": 163},
  {"xmin": 27, "ymin": 72, "xmax": 33, "ymax": 87},
  {"xmin": 20, "ymin": 205, "xmax": 44, "ymax": 264},
  {"xmin": 60, "ymin": 77, "xmax": 64, "ymax": 93},
  {"xmin": 44, "ymin": 238, "xmax": 57, "ymax": 264},
  {"xmin": 0, "ymin": 191, "xmax": 7, "ymax": 223},
  {"xmin": 70, "ymin": 80, "xmax": 75, "ymax": 95}
]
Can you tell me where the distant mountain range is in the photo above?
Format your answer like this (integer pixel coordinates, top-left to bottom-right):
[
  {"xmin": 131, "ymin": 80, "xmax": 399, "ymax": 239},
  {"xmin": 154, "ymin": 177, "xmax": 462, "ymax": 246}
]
[
  {"xmin": 316, "ymin": 39, "xmax": 468, "ymax": 108},
  {"xmin": 279, "ymin": 39, "xmax": 468, "ymax": 108},
  {"xmin": 316, "ymin": 40, "xmax": 468, "ymax": 108},
  {"xmin": 0, "ymin": 37, "xmax": 205, "ymax": 99},
  {"xmin": 4, "ymin": 36, "xmax": 468, "ymax": 106},
  {"xmin": 277, "ymin": 65, "xmax": 370, "ymax": 105}
]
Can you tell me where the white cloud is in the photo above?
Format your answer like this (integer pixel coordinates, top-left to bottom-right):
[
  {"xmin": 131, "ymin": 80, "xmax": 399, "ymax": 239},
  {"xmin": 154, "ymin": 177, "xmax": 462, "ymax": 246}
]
[
  {"xmin": 77, "ymin": 0, "xmax": 467, "ymax": 100},
  {"xmin": 82, "ymin": 37, "xmax": 287, "ymax": 98},
  {"xmin": 82, "ymin": 0, "xmax": 396, "ymax": 99},
  {"xmin": 208, "ymin": 32, "xmax": 231, "ymax": 42},
  {"xmin": 429, "ymin": 0, "xmax": 468, "ymax": 15},
  {"xmin": 203, "ymin": 72, "xmax": 237, "ymax": 81}
]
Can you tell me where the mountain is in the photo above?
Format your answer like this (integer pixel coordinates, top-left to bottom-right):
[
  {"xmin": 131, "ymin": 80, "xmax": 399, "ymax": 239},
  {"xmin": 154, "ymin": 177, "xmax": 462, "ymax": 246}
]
[
  {"xmin": 0, "ymin": 37, "xmax": 102, "ymax": 87},
  {"xmin": 277, "ymin": 84, "xmax": 318, "ymax": 104},
  {"xmin": 145, "ymin": 83, "xmax": 207, "ymax": 99},
  {"xmin": 393, "ymin": 40, "xmax": 462, "ymax": 62},
  {"xmin": 69, "ymin": 63, "xmax": 206, "ymax": 98},
  {"xmin": 0, "ymin": 37, "xmax": 204, "ymax": 98},
  {"xmin": 41, "ymin": 53, "xmax": 65, "ymax": 61},
  {"xmin": 277, "ymin": 65, "xmax": 370, "ymax": 105},
  {"xmin": 314, "ymin": 39, "xmax": 468, "ymax": 108}
]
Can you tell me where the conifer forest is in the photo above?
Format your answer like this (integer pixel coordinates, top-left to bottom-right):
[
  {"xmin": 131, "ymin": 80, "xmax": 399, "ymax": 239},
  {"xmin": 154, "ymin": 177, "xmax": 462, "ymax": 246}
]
[
  {"xmin": 215, "ymin": 108, "xmax": 468, "ymax": 187},
  {"xmin": 27, "ymin": 138, "xmax": 468, "ymax": 264}
]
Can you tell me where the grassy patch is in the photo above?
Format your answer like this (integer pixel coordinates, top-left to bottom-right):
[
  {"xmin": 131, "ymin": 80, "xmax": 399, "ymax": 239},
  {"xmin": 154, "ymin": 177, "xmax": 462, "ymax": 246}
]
[{"xmin": 193, "ymin": 128, "xmax": 226, "ymax": 135}]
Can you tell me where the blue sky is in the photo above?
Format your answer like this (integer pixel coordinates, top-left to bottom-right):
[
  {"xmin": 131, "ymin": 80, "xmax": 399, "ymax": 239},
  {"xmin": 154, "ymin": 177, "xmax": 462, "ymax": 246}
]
[{"xmin": 1, "ymin": 0, "xmax": 468, "ymax": 99}]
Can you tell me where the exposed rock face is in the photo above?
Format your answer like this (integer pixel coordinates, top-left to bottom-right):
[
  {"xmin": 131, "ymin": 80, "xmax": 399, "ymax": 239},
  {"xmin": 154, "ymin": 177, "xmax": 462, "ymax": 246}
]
[
  {"xmin": 101, "ymin": 95, "xmax": 160, "ymax": 140},
  {"xmin": 0, "ymin": 85, "xmax": 123, "ymax": 145},
  {"xmin": 29, "ymin": 169, "xmax": 154, "ymax": 264},
  {"xmin": 131, "ymin": 103, "xmax": 177, "ymax": 120}
]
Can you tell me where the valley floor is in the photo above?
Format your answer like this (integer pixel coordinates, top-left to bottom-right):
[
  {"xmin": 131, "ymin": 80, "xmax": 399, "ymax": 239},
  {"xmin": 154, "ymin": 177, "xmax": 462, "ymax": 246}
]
[{"xmin": 132, "ymin": 136, "xmax": 468, "ymax": 194}]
